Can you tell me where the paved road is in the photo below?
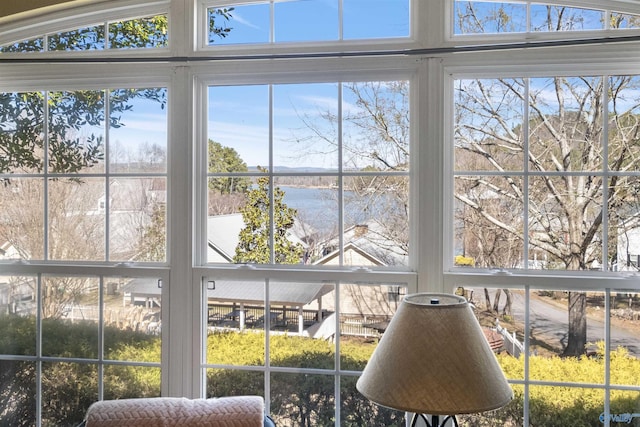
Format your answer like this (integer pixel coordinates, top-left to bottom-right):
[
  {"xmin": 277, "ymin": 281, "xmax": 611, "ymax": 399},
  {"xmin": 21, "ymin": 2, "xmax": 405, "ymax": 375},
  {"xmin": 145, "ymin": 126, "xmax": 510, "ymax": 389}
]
[{"xmin": 469, "ymin": 288, "xmax": 640, "ymax": 357}]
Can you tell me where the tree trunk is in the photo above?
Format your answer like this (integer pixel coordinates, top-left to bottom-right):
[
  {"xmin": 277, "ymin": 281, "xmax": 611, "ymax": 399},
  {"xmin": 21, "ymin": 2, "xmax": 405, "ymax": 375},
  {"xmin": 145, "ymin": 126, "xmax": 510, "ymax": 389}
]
[
  {"xmin": 484, "ymin": 288, "xmax": 492, "ymax": 312},
  {"xmin": 492, "ymin": 289, "xmax": 502, "ymax": 313},
  {"xmin": 563, "ymin": 291, "xmax": 587, "ymax": 356},
  {"xmin": 502, "ymin": 290, "xmax": 512, "ymax": 316}
]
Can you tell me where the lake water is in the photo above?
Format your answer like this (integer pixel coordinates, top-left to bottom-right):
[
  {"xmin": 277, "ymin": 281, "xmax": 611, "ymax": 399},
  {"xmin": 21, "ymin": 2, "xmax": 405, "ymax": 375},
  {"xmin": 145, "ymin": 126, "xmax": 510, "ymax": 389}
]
[{"xmin": 280, "ymin": 186, "xmax": 395, "ymax": 237}]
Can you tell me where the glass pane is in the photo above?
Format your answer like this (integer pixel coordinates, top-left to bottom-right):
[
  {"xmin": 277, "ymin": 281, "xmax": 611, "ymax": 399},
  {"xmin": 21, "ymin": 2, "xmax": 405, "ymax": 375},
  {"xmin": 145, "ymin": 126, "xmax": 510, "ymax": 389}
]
[
  {"xmin": 42, "ymin": 362, "xmax": 97, "ymax": 427},
  {"xmin": 609, "ymin": 390, "xmax": 640, "ymax": 423},
  {"xmin": 0, "ymin": 276, "xmax": 37, "ymax": 354},
  {"xmin": 208, "ymin": 85, "xmax": 269, "ymax": 170},
  {"xmin": 206, "ymin": 279, "xmax": 265, "ymax": 366},
  {"xmin": 47, "ymin": 25, "xmax": 105, "ymax": 51},
  {"xmin": 0, "ymin": 179, "xmax": 44, "ymax": 260},
  {"xmin": 275, "ymin": 176, "xmax": 339, "ymax": 263},
  {"xmin": 529, "ymin": 289, "xmax": 605, "ymax": 367},
  {"xmin": 340, "ymin": 375, "xmax": 406, "ymax": 425},
  {"xmin": 343, "ymin": 175, "xmax": 409, "ymax": 267},
  {"xmin": 271, "ymin": 372, "xmax": 334, "ymax": 426},
  {"xmin": 529, "ymin": 176, "xmax": 602, "ymax": 271},
  {"xmin": 106, "ymin": 277, "xmax": 162, "ymax": 362},
  {"xmin": 269, "ymin": 280, "xmax": 335, "ymax": 368},
  {"xmin": 206, "ymin": 196, "xmax": 248, "ymax": 263},
  {"xmin": 0, "ymin": 309, "xmax": 35, "ymax": 425},
  {"xmin": 344, "ymin": 0, "xmax": 409, "ymax": 39},
  {"xmin": 109, "ymin": 87, "xmax": 167, "ymax": 174},
  {"xmin": 206, "ymin": 368, "xmax": 264, "ymax": 398},
  {"xmin": 0, "ymin": 38, "xmax": 44, "ymax": 52},
  {"xmin": 48, "ymin": 178, "xmax": 105, "ymax": 261},
  {"xmin": 42, "ymin": 276, "xmax": 99, "ymax": 358},
  {"xmin": 458, "ymin": 384, "xmax": 523, "ymax": 426},
  {"xmin": 528, "ymin": 385, "xmax": 603, "ymax": 426},
  {"xmin": 274, "ymin": 0, "xmax": 338, "ymax": 42},
  {"xmin": 108, "ymin": 15, "xmax": 168, "ymax": 49},
  {"xmin": 609, "ymin": 176, "xmax": 640, "ymax": 272},
  {"xmin": 0, "ymin": 91, "xmax": 45, "ymax": 174},
  {"xmin": 455, "ymin": 285, "xmax": 525, "ymax": 381},
  {"xmin": 273, "ymin": 83, "xmax": 339, "ymax": 171},
  {"xmin": 454, "ymin": 175, "xmax": 524, "ymax": 269},
  {"xmin": 110, "ymin": 178, "xmax": 166, "ymax": 262},
  {"xmin": 342, "ymin": 81, "xmax": 409, "ymax": 172},
  {"xmin": 454, "ymin": 1, "xmax": 527, "ymax": 35},
  {"xmin": 209, "ymin": 4, "xmax": 269, "ymax": 45},
  {"xmin": 610, "ymin": 12, "xmax": 640, "ymax": 29},
  {"xmin": 531, "ymin": 5, "xmax": 604, "ymax": 32},
  {"xmin": 338, "ymin": 281, "xmax": 406, "ymax": 354},
  {"xmin": 48, "ymin": 90, "xmax": 105, "ymax": 174},
  {"xmin": 103, "ymin": 366, "xmax": 161, "ymax": 400},
  {"xmin": 454, "ymin": 78, "xmax": 525, "ymax": 172},
  {"xmin": 0, "ymin": 361, "xmax": 36, "ymax": 426},
  {"xmin": 610, "ymin": 289, "xmax": 640, "ymax": 385},
  {"xmin": 608, "ymin": 75, "xmax": 640, "ymax": 172},
  {"xmin": 529, "ymin": 77, "xmax": 603, "ymax": 173}
]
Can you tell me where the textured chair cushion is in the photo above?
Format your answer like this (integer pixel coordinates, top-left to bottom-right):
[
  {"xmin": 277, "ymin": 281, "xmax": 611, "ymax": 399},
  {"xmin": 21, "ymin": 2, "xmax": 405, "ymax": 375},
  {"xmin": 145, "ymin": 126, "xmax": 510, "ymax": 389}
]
[{"xmin": 84, "ymin": 396, "xmax": 265, "ymax": 427}]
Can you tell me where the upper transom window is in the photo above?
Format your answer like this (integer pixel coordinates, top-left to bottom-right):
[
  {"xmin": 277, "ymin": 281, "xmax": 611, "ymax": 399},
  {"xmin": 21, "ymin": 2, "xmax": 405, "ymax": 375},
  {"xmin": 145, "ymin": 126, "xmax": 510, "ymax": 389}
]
[
  {"xmin": 202, "ymin": 0, "xmax": 410, "ymax": 46},
  {"xmin": 453, "ymin": 1, "xmax": 640, "ymax": 36},
  {"xmin": 0, "ymin": 14, "xmax": 169, "ymax": 53}
]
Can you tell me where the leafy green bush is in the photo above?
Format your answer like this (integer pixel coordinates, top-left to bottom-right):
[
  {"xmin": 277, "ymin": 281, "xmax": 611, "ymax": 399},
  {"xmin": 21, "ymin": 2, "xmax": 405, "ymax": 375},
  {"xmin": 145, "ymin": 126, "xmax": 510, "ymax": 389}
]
[
  {"xmin": 3, "ymin": 316, "xmax": 640, "ymax": 427},
  {"xmin": 205, "ymin": 331, "xmax": 402, "ymax": 426},
  {"xmin": 461, "ymin": 344, "xmax": 640, "ymax": 427},
  {"xmin": 0, "ymin": 315, "xmax": 160, "ymax": 427}
]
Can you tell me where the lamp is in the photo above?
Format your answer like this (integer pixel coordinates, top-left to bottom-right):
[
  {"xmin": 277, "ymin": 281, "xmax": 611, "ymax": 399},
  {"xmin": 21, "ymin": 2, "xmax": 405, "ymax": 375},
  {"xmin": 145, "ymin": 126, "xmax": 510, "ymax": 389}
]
[{"xmin": 356, "ymin": 293, "xmax": 513, "ymax": 427}]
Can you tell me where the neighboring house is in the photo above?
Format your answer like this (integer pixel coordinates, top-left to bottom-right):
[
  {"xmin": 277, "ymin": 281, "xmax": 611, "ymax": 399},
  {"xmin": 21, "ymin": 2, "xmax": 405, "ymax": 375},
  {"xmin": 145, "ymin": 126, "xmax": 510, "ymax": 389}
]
[
  {"xmin": 124, "ymin": 215, "xmax": 406, "ymax": 335},
  {"xmin": 616, "ymin": 226, "xmax": 640, "ymax": 272},
  {"xmin": 312, "ymin": 221, "xmax": 407, "ymax": 318},
  {"xmin": 313, "ymin": 222, "xmax": 408, "ymax": 267}
]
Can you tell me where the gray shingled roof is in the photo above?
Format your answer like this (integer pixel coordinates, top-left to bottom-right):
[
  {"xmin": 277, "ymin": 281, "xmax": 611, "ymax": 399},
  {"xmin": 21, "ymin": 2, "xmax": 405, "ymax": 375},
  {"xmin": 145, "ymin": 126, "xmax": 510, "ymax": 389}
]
[
  {"xmin": 123, "ymin": 278, "xmax": 332, "ymax": 306},
  {"xmin": 206, "ymin": 214, "xmax": 308, "ymax": 263}
]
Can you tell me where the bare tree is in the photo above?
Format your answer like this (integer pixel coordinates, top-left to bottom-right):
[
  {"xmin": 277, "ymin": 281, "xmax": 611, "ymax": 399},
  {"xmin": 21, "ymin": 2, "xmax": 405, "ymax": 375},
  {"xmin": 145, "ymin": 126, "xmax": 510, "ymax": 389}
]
[
  {"xmin": 293, "ymin": 81, "xmax": 410, "ymax": 266},
  {"xmin": 455, "ymin": 74, "xmax": 640, "ymax": 356}
]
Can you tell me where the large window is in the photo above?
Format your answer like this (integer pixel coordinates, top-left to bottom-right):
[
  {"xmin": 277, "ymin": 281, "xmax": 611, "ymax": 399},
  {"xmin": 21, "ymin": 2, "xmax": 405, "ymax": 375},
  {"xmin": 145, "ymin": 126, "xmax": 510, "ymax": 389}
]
[
  {"xmin": 1, "ymin": 1, "xmax": 639, "ymax": 426},
  {"xmin": 205, "ymin": 80, "xmax": 410, "ymax": 267}
]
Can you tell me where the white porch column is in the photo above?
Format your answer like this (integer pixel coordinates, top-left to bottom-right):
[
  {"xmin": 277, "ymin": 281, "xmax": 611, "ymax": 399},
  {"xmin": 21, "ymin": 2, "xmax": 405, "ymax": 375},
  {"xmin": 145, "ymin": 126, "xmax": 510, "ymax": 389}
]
[{"xmin": 298, "ymin": 306, "xmax": 304, "ymax": 335}]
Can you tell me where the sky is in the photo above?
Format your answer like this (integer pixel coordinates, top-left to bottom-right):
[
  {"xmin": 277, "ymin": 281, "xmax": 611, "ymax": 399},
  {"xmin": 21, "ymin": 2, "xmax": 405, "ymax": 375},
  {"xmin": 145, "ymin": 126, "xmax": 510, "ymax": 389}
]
[
  {"xmin": 104, "ymin": 0, "xmax": 409, "ymax": 170},
  {"xmin": 107, "ymin": 1, "xmax": 640, "ymax": 169}
]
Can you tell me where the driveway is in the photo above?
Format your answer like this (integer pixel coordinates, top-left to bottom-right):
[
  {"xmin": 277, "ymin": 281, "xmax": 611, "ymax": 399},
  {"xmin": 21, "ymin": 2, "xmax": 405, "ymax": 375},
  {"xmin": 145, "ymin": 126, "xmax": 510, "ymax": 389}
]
[{"xmin": 470, "ymin": 288, "xmax": 640, "ymax": 357}]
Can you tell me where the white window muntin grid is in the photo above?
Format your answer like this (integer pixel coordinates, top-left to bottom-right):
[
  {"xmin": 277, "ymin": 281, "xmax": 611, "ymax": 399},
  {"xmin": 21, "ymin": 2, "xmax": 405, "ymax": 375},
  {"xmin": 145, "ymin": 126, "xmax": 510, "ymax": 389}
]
[
  {"xmin": 193, "ymin": 61, "xmax": 417, "ymax": 269},
  {"xmin": 194, "ymin": 0, "xmax": 417, "ymax": 55},
  {"xmin": 445, "ymin": 62, "xmax": 640, "ymax": 275},
  {"xmin": 196, "ymin": 266, "xmax": 418, "ymax": 421},
  {"xmin": 444, "ymin": 60, "xmax": 640, "ymax": 425},
  {"xmin": 0, "ymin": 264, "xmax": 169, "ymax": 425},
  {"xmin": 0, "ymin": 71, "xmax": 171, "ymax": 266},
  {"xmin": 443, "ymin": 275, "xmax": 640, "ymax": 427}
]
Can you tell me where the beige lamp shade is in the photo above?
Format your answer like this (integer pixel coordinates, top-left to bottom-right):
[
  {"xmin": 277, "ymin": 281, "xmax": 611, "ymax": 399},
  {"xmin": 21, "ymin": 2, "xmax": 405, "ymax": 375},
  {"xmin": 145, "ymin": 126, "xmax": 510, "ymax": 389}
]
[{"xmin": 356, "ymin": 293, "xmax": 513, "ymax": 416}]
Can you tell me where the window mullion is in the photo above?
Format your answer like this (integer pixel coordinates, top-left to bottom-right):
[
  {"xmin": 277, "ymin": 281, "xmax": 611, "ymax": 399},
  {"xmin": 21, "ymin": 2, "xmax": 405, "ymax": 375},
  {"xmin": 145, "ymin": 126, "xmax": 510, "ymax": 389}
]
[
  {"xmin": 43, "ymin": 91, "xmax": 50, "ymax": 262},
  {"xmin": 601, "ymin": 75, "xmax": 610, "ymax": 270},
  {"xmin": 523, "ymin": 77, "xmax": 530, "ymax": 270}
]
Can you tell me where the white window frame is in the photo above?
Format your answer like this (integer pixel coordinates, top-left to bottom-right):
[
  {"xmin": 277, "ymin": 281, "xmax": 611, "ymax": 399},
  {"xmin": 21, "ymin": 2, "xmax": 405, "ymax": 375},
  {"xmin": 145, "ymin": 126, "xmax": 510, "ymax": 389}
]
[
  {"xmin": 1, "ymin": 0, "xmax": 640, "ymax": 425},
  {"xmin": 442, "ymin": 45, "xmax": 640, "ymax": 427},
  {"xmin": 193, "ymin": 0, "xmax": 421, "ymax": 56}
]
